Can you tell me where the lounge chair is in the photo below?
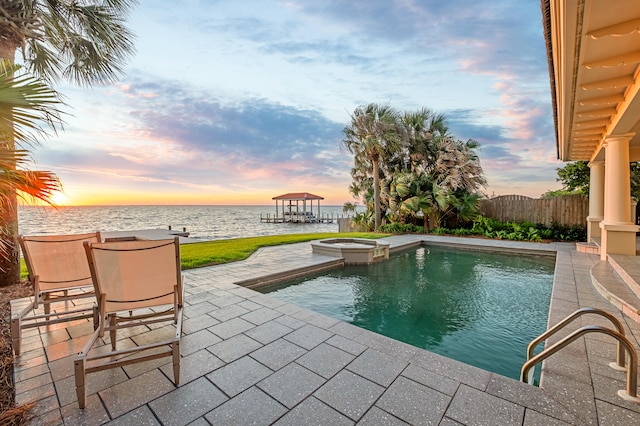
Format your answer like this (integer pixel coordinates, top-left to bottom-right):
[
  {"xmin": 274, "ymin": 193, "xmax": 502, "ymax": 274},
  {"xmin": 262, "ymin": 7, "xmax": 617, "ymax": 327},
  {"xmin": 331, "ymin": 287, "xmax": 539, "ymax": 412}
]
[
  {"xmin": 12, "ymin": 232, "xmax": 101, "ymax": 356},
  {"xmin": 75, "ymin": 237, "xmax": 184, "ymax": 409}
]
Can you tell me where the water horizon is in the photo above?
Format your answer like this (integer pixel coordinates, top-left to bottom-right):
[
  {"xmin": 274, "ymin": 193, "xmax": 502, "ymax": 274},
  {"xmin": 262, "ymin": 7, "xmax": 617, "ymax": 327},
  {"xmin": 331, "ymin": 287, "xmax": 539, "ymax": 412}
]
[
  {"xmin": 20, "ymin": 203, "xmax": 346, "ymax": 207},
  {"xmin": 18, "ymin": 205, "xmax": 354, "ymax": 241}
]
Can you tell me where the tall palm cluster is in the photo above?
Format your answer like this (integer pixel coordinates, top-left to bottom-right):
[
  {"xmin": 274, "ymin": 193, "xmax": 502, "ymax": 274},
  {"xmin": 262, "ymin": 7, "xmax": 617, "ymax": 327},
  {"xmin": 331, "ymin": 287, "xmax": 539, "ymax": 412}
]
[
  {"xmin": 342, "ymin": 103, "xmax": 487, "ymax": 231},
  {"xmin": 0, "ymin": 0, "xmax": 137, "ymax": 286}
]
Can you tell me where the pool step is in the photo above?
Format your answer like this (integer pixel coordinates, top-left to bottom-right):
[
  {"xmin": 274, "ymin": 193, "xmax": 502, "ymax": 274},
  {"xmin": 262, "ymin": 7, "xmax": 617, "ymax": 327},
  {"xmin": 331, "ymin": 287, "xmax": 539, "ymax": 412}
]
[{"xmin": 591, "ymin": 260, "xmax": 640, "ymax": 323}]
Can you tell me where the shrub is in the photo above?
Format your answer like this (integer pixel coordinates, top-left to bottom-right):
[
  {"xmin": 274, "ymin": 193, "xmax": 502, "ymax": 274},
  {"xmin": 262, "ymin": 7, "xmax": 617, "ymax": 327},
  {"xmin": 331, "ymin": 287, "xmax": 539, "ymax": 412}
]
[
  {"xmin": 452, "ymin": 228, "xmax": 475, "ymax": 236},
  {"xmin": 469, "ymin": 216, "xmax": 585, "ymax": 242},
  {"xmin": 432, "ymin": 227, "xmax": 449, "ymax": 235},
  {"xmin": 548, "ymin": 222, "xmax": 587, "ymax": 241},
  {"xmin": 379, "ymin": 215, "xmax": 586, "ymax": 242},
  {"xmin": 378, "ymin": 223, "xmax": 425, "ymax": 234}
]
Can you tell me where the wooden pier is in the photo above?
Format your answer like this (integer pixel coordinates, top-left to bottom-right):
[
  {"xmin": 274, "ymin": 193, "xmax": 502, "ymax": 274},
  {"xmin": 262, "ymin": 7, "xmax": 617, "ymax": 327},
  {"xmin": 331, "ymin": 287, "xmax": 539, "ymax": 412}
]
[{"xmin": 260, "ymin": 212, "xmax": 337, "ymax": 224}]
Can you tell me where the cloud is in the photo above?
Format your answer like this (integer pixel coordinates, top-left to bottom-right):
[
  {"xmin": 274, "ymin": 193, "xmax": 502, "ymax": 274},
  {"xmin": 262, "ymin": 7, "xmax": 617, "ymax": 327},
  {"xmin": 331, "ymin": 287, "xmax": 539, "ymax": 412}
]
[
  {"xmin": 119, "ymin": 78, "xmax": 345, "ymax": 166},
  {"xmin": 445, "ymin": 85, "xmax": 557, "ymax": 182},
  {"xmin": 40, "ymin": 77, "xmax": 353, "ymax": 197},
  {"xmin": 31, "ymin": 0, "xmax": 561, "ymax": 204}
]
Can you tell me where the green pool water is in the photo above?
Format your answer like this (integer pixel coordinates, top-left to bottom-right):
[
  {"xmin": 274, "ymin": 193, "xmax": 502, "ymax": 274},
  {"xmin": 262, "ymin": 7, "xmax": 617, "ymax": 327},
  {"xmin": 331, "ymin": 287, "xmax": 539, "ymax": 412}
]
[{"xmin": 259, "ymin": 245, "xmax": 555, "ymax": 380}]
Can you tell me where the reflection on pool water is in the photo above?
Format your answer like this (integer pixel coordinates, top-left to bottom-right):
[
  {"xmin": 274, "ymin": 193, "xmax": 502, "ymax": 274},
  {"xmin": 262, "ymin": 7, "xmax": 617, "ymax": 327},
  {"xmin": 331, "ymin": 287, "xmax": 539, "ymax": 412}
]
[{"xmin": 259, "ymin": 245, "xmax": 555, "ymax": 380}]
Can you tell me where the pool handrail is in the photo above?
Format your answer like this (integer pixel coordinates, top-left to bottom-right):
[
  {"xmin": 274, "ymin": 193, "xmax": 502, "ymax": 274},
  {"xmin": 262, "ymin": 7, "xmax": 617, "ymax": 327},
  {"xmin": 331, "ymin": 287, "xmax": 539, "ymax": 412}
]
[
  {"xmin": 521, "ymin": 324, "xmax": 639, "ymax": 403},
  {"xmin": 525, "ymin": 307, "xmax": 627, "ymax": 371}
]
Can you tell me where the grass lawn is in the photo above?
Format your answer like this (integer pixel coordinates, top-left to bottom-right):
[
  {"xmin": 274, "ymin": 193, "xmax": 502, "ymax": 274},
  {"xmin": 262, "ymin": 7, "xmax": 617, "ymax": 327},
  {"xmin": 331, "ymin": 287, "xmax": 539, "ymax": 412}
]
[
  {"xmin": 19, "ymin": 232, "xmax": 384, "ymax": 278},
  {"xmin": 180, "ymin": 232, "xmax": 382, "ymax": 269}
]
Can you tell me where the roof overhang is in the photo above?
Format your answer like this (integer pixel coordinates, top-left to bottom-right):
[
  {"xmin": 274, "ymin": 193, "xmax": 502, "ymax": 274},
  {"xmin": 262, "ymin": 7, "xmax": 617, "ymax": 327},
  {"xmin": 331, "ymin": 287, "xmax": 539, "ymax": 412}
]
[
  {"xmin": 542, "ymin": 0, "xmax": 640, "ymax": 162},
  {"xmin": 272, "ymin": 192, "xmax": 324, "ymax": 201}
]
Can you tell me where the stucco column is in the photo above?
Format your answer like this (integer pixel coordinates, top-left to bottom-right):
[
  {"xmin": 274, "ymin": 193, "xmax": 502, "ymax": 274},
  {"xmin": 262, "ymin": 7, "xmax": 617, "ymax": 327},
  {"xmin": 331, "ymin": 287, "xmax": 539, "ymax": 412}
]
[
  {"xmin": 600, "ymin": 133, "xmax": 639, "ymax": 259},
  {"xmin": 587, "ymin": 161, "xmax": 604, "ymax": 242}
]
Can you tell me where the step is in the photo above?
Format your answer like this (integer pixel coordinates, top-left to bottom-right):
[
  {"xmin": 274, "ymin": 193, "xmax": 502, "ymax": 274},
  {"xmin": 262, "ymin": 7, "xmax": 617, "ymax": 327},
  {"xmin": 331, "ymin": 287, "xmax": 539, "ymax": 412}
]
[
  {"xmin": 607, "ymin": 254, "xmax": 640, "ymax": 299},
  {"xmin": 591, "ymin": 260, "xmax": 640, "ymax": 323},
  {"xmin": 576, "ymin": 241, "xmax": 599, "ymax": 254}
]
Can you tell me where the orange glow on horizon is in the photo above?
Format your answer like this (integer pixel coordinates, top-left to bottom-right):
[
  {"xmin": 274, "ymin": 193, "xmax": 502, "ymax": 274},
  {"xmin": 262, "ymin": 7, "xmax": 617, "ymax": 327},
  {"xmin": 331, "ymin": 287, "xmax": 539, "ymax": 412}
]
[
  {"xmin": 49, "ymin": 191, "xmax": 68, "ymax": 205},
  {"xmin": 18, "ymin": 182, "xmax": 557, "ymax": 207},
  {"xmin": 23, "ymin": 186, "xmax": 357, "ymax": 207}
]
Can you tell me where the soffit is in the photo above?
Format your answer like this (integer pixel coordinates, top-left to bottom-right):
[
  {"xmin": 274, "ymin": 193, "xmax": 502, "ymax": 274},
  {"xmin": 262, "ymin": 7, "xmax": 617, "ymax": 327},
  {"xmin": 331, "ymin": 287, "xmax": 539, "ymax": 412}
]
[{"xmin": 552, "ymin": 0, "xmax": 640, "ymax": 161}]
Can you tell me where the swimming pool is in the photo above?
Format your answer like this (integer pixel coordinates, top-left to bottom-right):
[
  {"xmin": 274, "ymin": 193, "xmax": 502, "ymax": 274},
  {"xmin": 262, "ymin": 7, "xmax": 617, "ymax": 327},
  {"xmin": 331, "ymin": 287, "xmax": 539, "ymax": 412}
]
[{"xmin": 259, "ymin": 245, "xmax": 555, "ymax": 380}]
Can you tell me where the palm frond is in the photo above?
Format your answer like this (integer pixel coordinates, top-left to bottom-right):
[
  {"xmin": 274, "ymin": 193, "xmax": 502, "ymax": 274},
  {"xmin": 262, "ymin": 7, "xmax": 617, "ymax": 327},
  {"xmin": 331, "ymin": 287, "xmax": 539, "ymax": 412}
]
[
  {"xmin": 10, "ymin": 0, "xmax": 138, "ymax": 85},
  {"xmin": 0, "ymin": 60, "xmax": 63, "ymax": 147},
  {"xmin": 0, "ymin": 149, "xmax": 61, "ymax": 206}
]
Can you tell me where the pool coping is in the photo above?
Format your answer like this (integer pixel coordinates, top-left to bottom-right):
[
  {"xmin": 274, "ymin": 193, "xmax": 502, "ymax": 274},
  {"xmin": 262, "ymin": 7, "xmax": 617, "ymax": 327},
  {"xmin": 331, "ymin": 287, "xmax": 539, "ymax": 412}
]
[{"xmin": 11, "ymin": 234, "xmax": 640, "ymax": 425}]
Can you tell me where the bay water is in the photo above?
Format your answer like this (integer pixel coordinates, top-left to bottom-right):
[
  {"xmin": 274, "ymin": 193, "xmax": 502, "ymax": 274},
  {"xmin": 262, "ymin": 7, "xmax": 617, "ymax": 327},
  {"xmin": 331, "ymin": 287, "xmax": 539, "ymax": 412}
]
[{"xmin": 18, "ymin": 205, "xmax": 350, "ymax": 241}]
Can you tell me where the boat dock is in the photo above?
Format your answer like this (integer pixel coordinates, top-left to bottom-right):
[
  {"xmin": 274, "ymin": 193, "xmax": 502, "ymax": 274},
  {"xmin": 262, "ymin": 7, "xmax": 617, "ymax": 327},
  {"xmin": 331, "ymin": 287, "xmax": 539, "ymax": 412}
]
[
  {"xmin": 264, "ymin": 191, "xmax": 337, "ymax": 224},
  {"xmin": 260, "ymin": 212, "xmax": 337, "ymax": 224}
]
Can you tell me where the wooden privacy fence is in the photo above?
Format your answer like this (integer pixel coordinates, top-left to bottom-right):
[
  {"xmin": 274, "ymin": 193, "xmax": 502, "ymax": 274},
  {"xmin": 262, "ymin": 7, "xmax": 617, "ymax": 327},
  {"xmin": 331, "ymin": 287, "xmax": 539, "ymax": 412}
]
[{"xmin": 479, "ymin": 194, "xmax": 588, "ymax": 227}]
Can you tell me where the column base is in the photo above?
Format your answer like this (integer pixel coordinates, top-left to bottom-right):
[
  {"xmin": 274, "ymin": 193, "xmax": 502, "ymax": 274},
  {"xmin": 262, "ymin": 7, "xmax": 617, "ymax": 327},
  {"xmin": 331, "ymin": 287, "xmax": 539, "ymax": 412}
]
[
  {"xmin": 599, "ymin": 222, "xmax": 639, "ymax": 260},
  {"xmin": 587, "ymin": 216, "xmax": 603, "ymax": 241}
]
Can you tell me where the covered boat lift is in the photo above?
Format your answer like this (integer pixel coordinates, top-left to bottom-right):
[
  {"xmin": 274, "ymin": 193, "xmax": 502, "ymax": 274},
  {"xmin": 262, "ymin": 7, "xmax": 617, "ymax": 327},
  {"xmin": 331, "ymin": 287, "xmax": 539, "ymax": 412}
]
[{"xmin": 272, "ymin": 192, "xmax": 323, "ymax": 223}]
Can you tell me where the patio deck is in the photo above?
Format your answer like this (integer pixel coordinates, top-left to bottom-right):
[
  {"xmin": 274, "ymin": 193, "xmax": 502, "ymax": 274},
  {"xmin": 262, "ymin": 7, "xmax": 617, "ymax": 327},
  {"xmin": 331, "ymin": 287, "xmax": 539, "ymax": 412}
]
[{"xmin": 11, "ymin": 235, "xmax": 640, "ymax": 425}]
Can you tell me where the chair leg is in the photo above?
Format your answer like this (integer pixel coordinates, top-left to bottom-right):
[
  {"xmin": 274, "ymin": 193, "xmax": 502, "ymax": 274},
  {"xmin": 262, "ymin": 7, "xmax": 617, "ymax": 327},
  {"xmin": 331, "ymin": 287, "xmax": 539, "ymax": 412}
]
[
  {"xmin": 11, "ymin": 316, "xmax": 21, "ymax": 356},
  {"xmin": 172, "ymin": 341, "xmax": 180, "ymax": 385},
  {"xmin": 74, "ymin": 358, "xmax": 86, "ymax": 409},
  {"xmin": 109, "ymin": 314, "xmax": 117, "ymax": 350},
  {"xmin": 44, "ymin": 294, "xmax": 51, "ymax": 321},
  {"xmin": 92, "ymin": 305, "xmax": 99, "ymax": 330}
]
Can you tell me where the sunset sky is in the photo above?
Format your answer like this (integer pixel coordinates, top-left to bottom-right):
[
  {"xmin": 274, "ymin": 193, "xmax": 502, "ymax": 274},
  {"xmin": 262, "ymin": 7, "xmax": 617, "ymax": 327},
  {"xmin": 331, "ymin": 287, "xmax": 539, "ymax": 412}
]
[{"xmin": 28, "ymin": 0, "xmax": 562, "ymax": 206}]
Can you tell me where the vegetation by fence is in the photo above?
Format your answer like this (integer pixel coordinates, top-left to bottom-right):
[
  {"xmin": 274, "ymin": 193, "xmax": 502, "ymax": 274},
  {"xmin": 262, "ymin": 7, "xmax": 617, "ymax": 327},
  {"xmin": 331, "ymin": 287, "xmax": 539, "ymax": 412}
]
[{"xmin": 479, "ymin": 194, "xmax": 588, "ymax": 227}]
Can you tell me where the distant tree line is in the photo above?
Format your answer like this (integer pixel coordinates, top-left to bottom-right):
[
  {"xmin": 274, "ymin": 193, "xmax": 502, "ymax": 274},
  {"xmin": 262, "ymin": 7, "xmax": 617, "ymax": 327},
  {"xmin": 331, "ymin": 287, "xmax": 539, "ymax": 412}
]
[
  {"xmin": 543, "ymin": 161, "xmax": 640, "ymax": 200},
  {"xmin": 341, "ymin": 103, "xmax": 486, "ymax": 231}
]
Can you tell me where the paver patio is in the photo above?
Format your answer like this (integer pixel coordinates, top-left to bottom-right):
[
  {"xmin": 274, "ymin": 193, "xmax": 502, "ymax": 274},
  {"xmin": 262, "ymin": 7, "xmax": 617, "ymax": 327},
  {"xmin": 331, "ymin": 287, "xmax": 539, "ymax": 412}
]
[{"xmin": 11, "ymin": 235, "xmax": 640, "ymax": 425}]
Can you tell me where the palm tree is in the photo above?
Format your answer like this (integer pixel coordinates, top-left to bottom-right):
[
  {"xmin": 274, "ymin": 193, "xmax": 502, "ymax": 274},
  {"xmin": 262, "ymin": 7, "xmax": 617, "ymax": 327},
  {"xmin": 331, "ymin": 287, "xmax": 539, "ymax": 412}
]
[
  {"xmin": 0, "ymin": 61, "xmax": 62, "ymax": 266},
  {"xmin": 432, "ymin": 137, "xmax": 486, "ymax": 193},
  {"xmin": 391, "ymin": 116, "xmax": 486, "ymax": 230},
  {"xmin": 0, "ymin": 0, "xmax": 137, "ymax": 286},
  {"xmin": 413, "ymin": 137, "xmax": 485, "ymax": 229},
  {"xmin": 343, "ymin": 104, "xmax": 487, "ymax": 232},
  {"xmin": 399, "ymin": 108, "xmax": 448, "ymax": 173},
  {"xmin": 0, "ymin": 1, "xmax": 136, "ymax": 84},
  {"xmin": 343, "ymin": 103, "xmax": 403, "ymax": 231},
  {"xmin": 342, "ymin": 201, "xmax": 358, "ymax": 216},
  {"xmin": 396, "ymin": 177, "xmax": 441, "ymax": 230}
]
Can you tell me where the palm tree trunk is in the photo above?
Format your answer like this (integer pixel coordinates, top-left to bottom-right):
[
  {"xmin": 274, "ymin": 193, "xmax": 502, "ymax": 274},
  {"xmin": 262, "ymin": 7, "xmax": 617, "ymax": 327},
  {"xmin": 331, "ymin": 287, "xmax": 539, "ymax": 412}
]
[
  {"xmin": 373, "ymin": 159, "xmax": 381, "ymax": 231},
  {"xmin": 0, "ymin": 46, "xmax": 21, "ymax": 286},
  {"xmin": 0, "ymin": 178, "xmax": 20, "ymax": 286}
]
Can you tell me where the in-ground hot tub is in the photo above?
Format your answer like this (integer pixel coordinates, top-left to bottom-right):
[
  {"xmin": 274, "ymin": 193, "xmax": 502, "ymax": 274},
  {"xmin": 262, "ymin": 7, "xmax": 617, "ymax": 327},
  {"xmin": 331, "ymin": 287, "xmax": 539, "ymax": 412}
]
[{"xmin": 311, "ymin": 238, "xmax": 389, "ymax": 265}]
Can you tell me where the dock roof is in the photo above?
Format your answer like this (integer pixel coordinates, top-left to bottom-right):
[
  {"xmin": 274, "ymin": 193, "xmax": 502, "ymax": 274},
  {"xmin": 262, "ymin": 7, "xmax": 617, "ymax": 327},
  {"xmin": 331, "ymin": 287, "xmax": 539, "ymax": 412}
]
[{"xmin": 272, "ymin": 192, "xmax": 324, "ymax": 201}]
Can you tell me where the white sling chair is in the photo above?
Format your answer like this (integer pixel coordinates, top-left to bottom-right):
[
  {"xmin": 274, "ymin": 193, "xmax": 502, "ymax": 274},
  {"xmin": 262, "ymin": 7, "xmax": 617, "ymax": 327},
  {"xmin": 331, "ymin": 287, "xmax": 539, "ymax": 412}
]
[
  {"xmin": 13, "ymin": 232, "xmax": 101, "ymax": 356},
  {"xmin": 75, "ymin": 237, "xmax": 184, "ymax": 409}
]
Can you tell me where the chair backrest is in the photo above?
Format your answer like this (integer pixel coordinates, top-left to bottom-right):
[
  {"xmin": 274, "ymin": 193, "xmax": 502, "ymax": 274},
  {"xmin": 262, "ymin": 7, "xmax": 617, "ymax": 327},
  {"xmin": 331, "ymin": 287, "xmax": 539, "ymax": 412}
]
[
  {"xmin": 19, "ymin": 232, "xmax": 101, "ymax": 293},
  {"xmin": 84, "ymin": 237, "xmax": 182, "ymax": 314}
]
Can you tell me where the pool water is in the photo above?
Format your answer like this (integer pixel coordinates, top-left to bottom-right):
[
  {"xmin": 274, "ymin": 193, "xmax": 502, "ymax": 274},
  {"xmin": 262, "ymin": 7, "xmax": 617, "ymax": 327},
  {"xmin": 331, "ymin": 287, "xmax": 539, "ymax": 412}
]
[{"xmin": 259, "ymin": 245, "xmax": 555, "ymax": 380}]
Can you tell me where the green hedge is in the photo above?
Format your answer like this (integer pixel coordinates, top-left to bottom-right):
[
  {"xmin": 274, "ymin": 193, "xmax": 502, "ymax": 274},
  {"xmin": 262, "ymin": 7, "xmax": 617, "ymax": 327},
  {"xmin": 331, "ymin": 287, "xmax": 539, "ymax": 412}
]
[{"xmin": 378, "ymin": 216, "xmax": 587, "ymax": 242}]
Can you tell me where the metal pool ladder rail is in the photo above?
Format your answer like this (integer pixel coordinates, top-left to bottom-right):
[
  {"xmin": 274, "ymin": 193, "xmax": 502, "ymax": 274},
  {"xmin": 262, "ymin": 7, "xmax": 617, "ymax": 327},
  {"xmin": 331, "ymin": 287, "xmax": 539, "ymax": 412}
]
[{"xmin": 520, "ymin": 307, "xmax": 640, "ymax": 404}]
